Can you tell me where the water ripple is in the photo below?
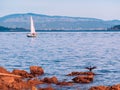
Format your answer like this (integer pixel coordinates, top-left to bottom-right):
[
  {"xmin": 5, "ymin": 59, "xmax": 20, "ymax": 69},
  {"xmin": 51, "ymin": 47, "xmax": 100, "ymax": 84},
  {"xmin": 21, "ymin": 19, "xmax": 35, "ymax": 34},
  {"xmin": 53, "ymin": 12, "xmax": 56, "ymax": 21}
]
[{"xmin": 0, "ymin": 32, "xmax": 120, "ymax": 89}]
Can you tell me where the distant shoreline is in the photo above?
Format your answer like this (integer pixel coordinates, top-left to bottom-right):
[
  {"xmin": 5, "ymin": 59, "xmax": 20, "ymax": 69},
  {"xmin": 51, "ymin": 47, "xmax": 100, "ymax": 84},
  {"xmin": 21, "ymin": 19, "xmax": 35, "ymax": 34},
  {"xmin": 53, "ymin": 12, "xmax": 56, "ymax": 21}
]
[{"xmin": 0, "ymin": 30, "xmax": 120, "ymax": 32}]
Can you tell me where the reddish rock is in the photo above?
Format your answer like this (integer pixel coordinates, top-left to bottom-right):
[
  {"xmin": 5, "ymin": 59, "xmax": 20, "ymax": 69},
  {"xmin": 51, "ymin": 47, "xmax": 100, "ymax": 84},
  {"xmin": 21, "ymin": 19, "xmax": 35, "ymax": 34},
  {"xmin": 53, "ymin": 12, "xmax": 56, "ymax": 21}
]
[
  {"xmin": 89, "ymin": 84, "xmax": 120, "ymax": 90},
  {"xmin": 42, "ymin": 76, "xmax": 58, "ymax": 84},
  {"xmin": 57, "ymin": 81, "xmax": 73, "ymax": 86},
  {"xmin": 32, "ymin": 86, "xmax": 37, "ymax": 90},
  {"xmin": 12, "ymin": 69, "xmax": 33, "ymax": 78},
  {"xmin": 110, "ymin": 84, "xmax": 120, "ymax": 90},
  {"xmin": 11, "ymin": 81, "xmax": 31, "ymax": 90},
  {"xmin": 67, "ymin": 71, "xmax": 95, "ymax": 76},
  {"xmin": 106, "ymin": 84, "xmax": 120, "ymax": 90},
  {"xmin": 1, "ymin": 76, "xmax": 15, "ymax": 84},
  {"xmin": 89, "ymin": 86, "xmax": 107, "ymax": 90},
  {"xmin": 28, "ymin": 78, "xmax": 44, "ymax": 85},
  {"xmin": 72, "ymin": 75, "xmax": 94, "ymax": 83},
  {"xmin": 0, "ymin": 67, "xmax": 10, "ymax": 74},
  {"xmin": 0, "ymin": 76, "xmax": 31, "ymax": 90},
  {"xmin": 0, "ymin": 76, "xmax": 16, "ymax": 90},
  {"xmin": 50, "ymin": 76, "xmax": 58, "ymax": 84},
  {"xmin": 0, "ymin": 66, "xmax": 54, "ymax": 90},
  {"xmin": 0, "ymin": 83, "xmax": 8, "ymax": 90},
  {"xmin": 30, "ymin": 66, "xmax": 44, "ymax": 76}
]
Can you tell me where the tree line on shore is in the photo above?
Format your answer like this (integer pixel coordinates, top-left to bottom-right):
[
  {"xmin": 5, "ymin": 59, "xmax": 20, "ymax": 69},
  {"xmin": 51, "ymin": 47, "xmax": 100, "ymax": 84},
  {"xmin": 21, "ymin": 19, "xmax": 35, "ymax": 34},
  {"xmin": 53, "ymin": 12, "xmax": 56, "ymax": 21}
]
[{"xmin": 0, "ymin": 25, "xmax": 120, "ymax": 32}]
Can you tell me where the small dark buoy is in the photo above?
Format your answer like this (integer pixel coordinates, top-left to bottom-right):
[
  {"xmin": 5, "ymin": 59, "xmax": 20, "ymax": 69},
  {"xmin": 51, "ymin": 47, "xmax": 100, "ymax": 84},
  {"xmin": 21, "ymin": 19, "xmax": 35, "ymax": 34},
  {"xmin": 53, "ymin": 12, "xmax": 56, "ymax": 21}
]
[{"xmin": 85, "ymin": 66, "xmax": 97, "ymax": 72}]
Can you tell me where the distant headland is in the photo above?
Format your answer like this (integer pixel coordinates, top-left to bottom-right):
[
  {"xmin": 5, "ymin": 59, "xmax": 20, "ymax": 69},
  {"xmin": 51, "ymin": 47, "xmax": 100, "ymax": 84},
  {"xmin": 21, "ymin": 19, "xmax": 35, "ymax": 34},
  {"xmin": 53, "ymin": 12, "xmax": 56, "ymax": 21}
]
[{"xmin": 0, "ymin": 13, "xmax": 120, "ymax": 31}]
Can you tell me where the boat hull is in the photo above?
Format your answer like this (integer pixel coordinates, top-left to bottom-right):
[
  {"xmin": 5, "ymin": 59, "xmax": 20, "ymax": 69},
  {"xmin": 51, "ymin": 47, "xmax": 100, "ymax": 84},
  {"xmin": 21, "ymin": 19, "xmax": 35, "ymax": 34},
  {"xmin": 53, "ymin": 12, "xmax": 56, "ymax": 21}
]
[{"xmin": 27, "ymin": 33, "xmax": 36, "ymax": 37}]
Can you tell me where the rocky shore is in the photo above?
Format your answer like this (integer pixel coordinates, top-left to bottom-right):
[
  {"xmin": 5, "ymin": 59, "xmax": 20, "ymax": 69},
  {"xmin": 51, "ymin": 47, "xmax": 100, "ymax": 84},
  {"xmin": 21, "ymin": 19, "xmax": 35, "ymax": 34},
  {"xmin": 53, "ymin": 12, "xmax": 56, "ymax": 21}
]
[{"xmin": 0, "ymin": 66, "xmax": 119, "ymax": 90}]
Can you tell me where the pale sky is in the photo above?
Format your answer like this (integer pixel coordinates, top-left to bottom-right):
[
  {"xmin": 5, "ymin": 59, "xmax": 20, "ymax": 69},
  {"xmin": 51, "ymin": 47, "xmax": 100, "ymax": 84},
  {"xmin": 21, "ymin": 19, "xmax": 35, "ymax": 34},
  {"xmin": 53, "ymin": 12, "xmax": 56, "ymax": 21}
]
[{"xmin": 0, "ymin": 0, "xmax": 120, "ymax": 20}]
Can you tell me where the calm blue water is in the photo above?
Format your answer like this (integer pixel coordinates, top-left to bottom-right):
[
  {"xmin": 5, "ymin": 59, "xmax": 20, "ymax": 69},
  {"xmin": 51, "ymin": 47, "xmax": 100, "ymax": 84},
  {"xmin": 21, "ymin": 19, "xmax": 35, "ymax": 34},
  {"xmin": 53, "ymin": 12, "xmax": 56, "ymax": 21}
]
[{"xmin": 0, "ymin": 32, "xmax": 120, "ymax": 90}]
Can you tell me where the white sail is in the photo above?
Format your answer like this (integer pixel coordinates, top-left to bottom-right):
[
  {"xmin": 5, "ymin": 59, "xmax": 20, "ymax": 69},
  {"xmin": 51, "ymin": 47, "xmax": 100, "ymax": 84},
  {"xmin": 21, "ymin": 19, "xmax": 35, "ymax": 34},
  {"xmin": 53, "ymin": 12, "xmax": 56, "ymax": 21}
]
[
  {"xmin": 27, "ymin": 16, "xmax": 37, "ymax": 37},
  {"xmin": 30, "ymin": 16, "xmax": 36, "ymax": 34}
]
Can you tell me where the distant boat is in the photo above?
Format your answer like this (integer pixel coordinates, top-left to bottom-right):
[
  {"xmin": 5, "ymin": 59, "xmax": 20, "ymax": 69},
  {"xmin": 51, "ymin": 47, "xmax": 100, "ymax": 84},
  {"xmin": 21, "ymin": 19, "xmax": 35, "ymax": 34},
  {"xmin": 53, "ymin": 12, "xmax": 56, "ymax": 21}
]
[{"xmin": 27, "ymin": 16, "xmax": 37, "ymax": 37}]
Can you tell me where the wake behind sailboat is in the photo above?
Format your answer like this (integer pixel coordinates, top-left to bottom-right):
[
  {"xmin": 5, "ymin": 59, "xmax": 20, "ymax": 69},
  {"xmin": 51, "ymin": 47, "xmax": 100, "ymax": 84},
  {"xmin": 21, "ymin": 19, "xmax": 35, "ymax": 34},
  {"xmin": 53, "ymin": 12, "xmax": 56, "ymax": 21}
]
[{"xmin": 27, "ymin": 16, "xmax": 37, "ymax": 37}]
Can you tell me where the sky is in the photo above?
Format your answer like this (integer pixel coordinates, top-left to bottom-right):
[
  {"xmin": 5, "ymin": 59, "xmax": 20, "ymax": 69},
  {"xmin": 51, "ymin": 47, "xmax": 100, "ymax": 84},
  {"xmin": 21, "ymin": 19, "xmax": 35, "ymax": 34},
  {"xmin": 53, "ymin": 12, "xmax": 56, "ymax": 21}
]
[{"xmin": 0, "ymin": 0, "xmax": 120, "ymax": 20}]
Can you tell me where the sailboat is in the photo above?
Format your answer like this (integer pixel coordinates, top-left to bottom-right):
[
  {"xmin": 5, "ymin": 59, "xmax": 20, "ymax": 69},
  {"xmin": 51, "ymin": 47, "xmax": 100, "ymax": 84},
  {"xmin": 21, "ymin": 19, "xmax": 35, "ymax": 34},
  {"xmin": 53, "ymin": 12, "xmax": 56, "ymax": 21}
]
[{"xmin": 27, "ymin": 16, "xmax": 37, "ymax": 37}]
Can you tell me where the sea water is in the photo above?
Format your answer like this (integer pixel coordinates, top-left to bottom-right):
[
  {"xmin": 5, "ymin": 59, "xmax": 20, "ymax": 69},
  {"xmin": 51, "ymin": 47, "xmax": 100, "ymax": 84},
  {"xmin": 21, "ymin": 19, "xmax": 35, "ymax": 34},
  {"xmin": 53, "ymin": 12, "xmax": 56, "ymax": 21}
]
[{"xmin": 0, "ymin": 32, "xmax": 120, "ymax": 90}]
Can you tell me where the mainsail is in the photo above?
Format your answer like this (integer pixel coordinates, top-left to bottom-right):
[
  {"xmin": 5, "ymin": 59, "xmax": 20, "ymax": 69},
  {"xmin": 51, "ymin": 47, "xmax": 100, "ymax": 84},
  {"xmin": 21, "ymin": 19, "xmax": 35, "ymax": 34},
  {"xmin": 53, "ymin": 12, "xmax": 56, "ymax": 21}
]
[
  {"xmin": 27, "ymin": 16, "xmax": 36, "ymax": 37},
  {"xmin": 30, "ymin": 16, "xmax": 36, "ymax": 34}
]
